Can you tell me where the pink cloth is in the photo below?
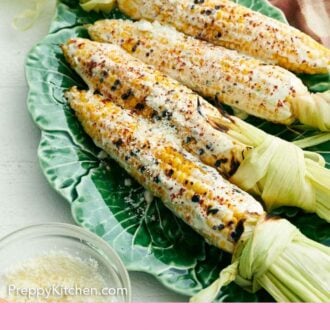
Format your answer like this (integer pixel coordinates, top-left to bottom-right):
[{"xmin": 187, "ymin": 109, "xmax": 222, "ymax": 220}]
[{"xmin": 270, "ymin": 0, "xmax": 330, "ymax": 47}]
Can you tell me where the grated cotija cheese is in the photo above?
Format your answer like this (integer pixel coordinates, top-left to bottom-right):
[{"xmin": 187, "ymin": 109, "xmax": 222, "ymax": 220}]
[{"xmin": 0, "ymin": 252, "xmax": 114, "ymax": 303}]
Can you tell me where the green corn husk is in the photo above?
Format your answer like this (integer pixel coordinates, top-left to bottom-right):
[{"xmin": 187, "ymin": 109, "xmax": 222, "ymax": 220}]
[
  {"xmin": 206, "ymin": 114, "xmax": 330, "ymax": 222},
  {"xmin": 79, "ymin": 0, "xmax": 117, "ymax": 13},
  {"xmin": 293, "ymin": 133, "xmax": 330, "ymax": 149},
  {"xmin": 191, "ymin": 218, "xmax": 330, "ymax": 302},
  {"xmin": 292, "ymin": 91, "xmax": 330, "ymax": 132}
]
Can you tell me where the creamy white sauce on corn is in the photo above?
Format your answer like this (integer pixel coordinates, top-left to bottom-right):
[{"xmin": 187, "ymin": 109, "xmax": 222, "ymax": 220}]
[
  {"xmin": 66, "ymin": 88, "xmax": 264, "ymax": 253},
  {"xmin": 117, "ymin": 0, "xmax": 330, "ymax": 74},
  {"xmin": 62, "ymin": 38, "xmax": 248, "ymax": 177},
  {"xmin": 89, "ymin": 19, "xmax": 310, "ymax": 124}
]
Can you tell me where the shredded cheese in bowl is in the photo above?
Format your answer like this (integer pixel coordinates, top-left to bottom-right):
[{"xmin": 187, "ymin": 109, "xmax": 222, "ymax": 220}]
[
  {"xmin": 0, "ymin": 224, "xmax": 131, "ymax": 303},
  {"xmin": 1, "ymin": 253, "xmax": 114, "ymax": 302}
]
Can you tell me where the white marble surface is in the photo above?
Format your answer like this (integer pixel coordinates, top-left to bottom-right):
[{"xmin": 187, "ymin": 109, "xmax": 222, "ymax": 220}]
[{"xmin": 0, "ymin": 0, "xmax": 187, "ymax": 302}]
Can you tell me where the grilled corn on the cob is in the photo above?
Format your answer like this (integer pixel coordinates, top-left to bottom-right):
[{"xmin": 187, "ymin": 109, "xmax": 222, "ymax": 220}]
[
  {"xmin": 62, "ymin": 38, "xmax": 330, "ymax": 222},
  {"xmin": 89, "ymin": 19, "xmax": 330, "ymax": 131},
  {"xmin": 66, "ymin": 87, "xmax": 262, "ymax": 253},
  {"xmin": 66, "ymin": 87, "xmax": 330, "ymax": 302},
  {"xmin": 117, "ymin": 0, "xmax": 330, "ymax": 74}
]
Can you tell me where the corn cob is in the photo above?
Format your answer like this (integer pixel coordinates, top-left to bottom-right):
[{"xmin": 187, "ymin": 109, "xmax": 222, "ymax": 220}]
[
  {"xmin": 66, "ymin": 87, "xmax": 330, "ymax": 302},
  {"xmin": 117, "ymin": 0, "xmax": 330, "ymax": 75},
  {"xmin": 61, "ymin": 38, "xmax": 330, "ymax": 222},
  {"xmin": 62, "ymin": 39, "xmax": 248, "ymax": 178},
  {"xmin": 66, "ymin": 86, "xmax": 262, "ymax": 253},
  {"xmin": 89, "ymin": 19, "xmax": 330, "ymax": 131}
]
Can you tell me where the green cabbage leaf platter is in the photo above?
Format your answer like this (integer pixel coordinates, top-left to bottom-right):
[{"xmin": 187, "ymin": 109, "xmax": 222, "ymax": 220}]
[{"xmin": 25, "ymin": 0, "xmax": 330, "ymax": 302}]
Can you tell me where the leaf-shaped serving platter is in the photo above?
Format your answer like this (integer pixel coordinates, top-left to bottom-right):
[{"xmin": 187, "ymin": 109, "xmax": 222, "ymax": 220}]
[{"xmin": 26, "ymin": 0, "xmax": 330, "ymax": 301}]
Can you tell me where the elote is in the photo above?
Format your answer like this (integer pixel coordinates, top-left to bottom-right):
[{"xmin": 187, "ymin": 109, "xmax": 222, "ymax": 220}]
[
  {"xmin": 62, "ymin": 38, "xmax": 330, "ymax": 221},
  {"xmin": 117, "ymin": 0, "xmax": 330, "ymax": 75},
  {"xmin": 89, "ymin": 19, "xmax": 330, "ymax": 131},
  {"xmin": 66, "ymin": 86, "xmax": 261, "ymax": 253},
  {"xmin": 66, "ymin": 87, "xmax": 330, "ymax": 302}
]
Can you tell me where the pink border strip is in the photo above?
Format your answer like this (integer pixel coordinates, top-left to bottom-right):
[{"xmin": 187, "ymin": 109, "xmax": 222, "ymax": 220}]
[{"xmin": 0, "ymin": 303, "xmax": 327, "ymax": 329}]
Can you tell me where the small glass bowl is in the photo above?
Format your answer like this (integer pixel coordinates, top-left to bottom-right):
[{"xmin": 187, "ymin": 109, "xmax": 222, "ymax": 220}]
[{"xmin": 0, "ymin": 223, "xmax": 131, "ymax": 302}]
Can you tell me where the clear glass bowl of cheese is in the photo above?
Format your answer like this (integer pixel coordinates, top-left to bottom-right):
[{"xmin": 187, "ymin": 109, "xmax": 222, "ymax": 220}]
[{"xmin": 0, "ymin": 223, "xmax": 131, "ymax": 302}]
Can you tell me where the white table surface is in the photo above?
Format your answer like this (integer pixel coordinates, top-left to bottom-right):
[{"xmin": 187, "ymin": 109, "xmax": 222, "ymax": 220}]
[{"xmin": 0, "ymin": 0, "xmax": 187, "ymax": 302}]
